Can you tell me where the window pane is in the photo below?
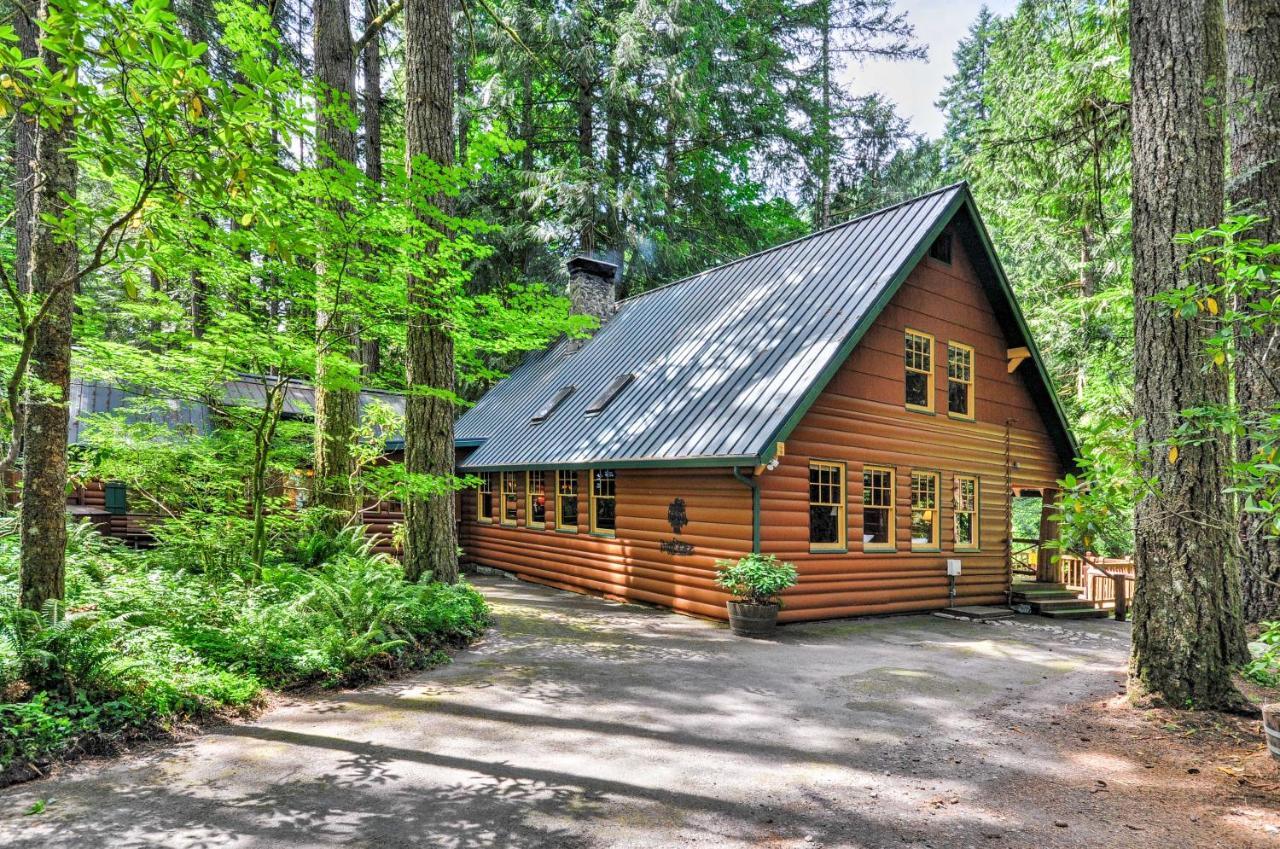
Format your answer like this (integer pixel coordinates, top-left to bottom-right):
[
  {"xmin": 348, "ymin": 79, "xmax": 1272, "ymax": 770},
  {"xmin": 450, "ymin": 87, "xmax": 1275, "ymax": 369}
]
[
  {"xmin": 906, "ymin": 372, "xmax": 930, "ymax": 407},
  {"xmin": 595, "ymin": 496, "xmax": 615, "ymax": 531},
  {"xmin": 948, "ymin": 379, "xmax": 969, "ymax": 415},
  {"xmin": 911, "ymin": 510, "xmax": 935, "ymax": 544},
  {"xmin": 863, "ymin": 507, "xmax": 890, "ymax": 545},
  {"xmin": 810, "ymin": 505, "xmax": 839, "ymax": 544},
  {"xmin": 956, "ymin": 512, "xmax": 973, "ymax": 546},
  {"xmin": 561, "ymin": 496, "xmax": 578, "ymax": 525},
  {"xmin": 481, "ymin": 492, "xmax": 494, "ymax": 519}
]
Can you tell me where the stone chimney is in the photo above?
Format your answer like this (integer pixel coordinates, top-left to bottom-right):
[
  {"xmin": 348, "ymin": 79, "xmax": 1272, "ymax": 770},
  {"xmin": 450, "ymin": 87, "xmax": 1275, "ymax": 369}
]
[{"xmin": 567, "ymin": 256, "xmax": 619, "ymax": 323}]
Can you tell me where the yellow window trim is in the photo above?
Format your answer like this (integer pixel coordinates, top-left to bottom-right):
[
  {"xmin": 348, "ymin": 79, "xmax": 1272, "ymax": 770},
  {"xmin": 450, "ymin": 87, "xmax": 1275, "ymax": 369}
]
[
  {"xmin": 954, "ymin": 473, "xmax": 980, "ymax": 552},
  {"xmin": 904, "ymin": 328, "xmax": 935, "ymax": 414},
  {"xmin": 526, "ymin": 470, "xmax": 547, "ymax": 529},
  {"xmin": 809, "ymin": 459, "xmax": 847, "ymax": 553},
  {"xmin": 556, "ymin": 470, "xmax": 578, "ymax": 534},
  {"xmin": 910, "ymin": 469, "xmax": 941, "ymax": 552},
  {"xmin": 500, "ymin": 471, "xmax": 518, "ymax": 526},
  {"xmin": 589, "ymin": 468, "xmax": 617, "ymax": 538},
  {"xmin": 476, "ymin": 471, "xmax": 495, "ymax": 524},
  {"xmin": 947, "ymin": 340, "xmax": 976, "ymax": 421},
  {"xmin": 861, "ymin": 464, "xmax": 896, "ymax": 553}
]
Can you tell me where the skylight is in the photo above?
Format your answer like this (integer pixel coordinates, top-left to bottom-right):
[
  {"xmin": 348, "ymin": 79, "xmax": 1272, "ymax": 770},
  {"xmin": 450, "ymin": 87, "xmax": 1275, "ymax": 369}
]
[
  {"xmin": 585, "ymin": 373, "xmax": 635, "ymax": 416},
  {"xmin": 530, "ymin": 385, "xmax": 575, "ymax": 424}
]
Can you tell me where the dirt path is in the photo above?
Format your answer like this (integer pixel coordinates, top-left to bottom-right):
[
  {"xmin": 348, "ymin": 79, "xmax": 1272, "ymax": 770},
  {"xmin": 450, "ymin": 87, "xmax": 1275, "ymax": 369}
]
[{"xmin": 1, "ymin": 575, "xmax": 1275, "ymax": 848}]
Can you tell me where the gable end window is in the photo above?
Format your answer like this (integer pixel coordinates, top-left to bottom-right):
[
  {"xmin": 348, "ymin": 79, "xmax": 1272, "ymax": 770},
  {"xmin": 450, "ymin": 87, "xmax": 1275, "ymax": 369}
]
[
  {"xmin": 501, "ymin": 472, "xmax": 518, "ymax": 526},
  {"xmin": 910, "ymin": 471, "xmax": 940, "ymax": 551},
  {"xmin": 947, "ymin": 342, "xmax": 975, "ymax": 419},
  {"xmin": 591, "ymin": 469, "xmax": 617, "ymax": 536},
  {"xmin": 904, "ymin": 329, "xmax": 935, "ymax": 412},
  {"xmin": 809, "ymin": 460, "xmax": 846, "ymax": 552},
  {"xmin": 477, "ymin": 472, "xmax": 496, "ymax": 523},
  {"xmin": 954, "ymin": 474, "xmax": 979, "ymax": 551},
  {"xmin": 862, "ymin": 465, "xmax": 895, "ymax": 552},
  {"xmin": 527, "ymin": 470, "xmax": 548, "ymax": 528},
  {"xmin": 556, "ymin": 470, "xmax": 579, "ymax": 532},
  {"xmin": 928, "ymin": 231, "xmax": 952, "ymax": 264}
]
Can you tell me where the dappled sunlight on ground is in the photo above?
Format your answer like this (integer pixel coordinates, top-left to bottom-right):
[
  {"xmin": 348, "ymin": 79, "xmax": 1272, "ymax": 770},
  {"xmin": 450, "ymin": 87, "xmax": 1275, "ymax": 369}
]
[{"xmin": 0, "ymin": 574, "xmax": 1274, "ymax": 848}]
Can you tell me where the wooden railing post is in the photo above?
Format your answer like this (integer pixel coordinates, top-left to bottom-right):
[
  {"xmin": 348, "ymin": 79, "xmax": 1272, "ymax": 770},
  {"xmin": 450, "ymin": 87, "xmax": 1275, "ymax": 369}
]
[
  {"xmin": 1036, "ymin": 488, "xmax": 1059, "ymax": 583},
  {"xmin": 1112, "ymin": 573, "xmax": 1127, "ymax": 621}
]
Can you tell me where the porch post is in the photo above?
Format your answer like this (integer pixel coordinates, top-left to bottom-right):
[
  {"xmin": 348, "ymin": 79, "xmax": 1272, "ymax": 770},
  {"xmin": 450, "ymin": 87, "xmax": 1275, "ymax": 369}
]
[{"xmin": 1036, "ymin": 488, "xmax": 1060, "ymax": 583}]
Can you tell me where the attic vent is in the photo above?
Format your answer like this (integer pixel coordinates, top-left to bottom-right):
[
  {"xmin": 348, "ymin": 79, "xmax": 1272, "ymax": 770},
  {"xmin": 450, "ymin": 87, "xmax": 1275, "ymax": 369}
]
[
  {"xmin": 928, "ymin": 231, "xmax": 952, "ymax": 264},
  {"xmin": 585, "ymin": 373, "xmax": 635, "ymax": 416},
  {"xmin": 530, "ymin": 385, "xmax": 575, "ymax": 424}
]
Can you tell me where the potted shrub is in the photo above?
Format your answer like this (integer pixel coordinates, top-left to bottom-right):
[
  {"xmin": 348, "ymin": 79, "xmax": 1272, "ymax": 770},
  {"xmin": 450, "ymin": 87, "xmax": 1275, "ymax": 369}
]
[{"xmin": 714, "ymin": 553, "xmax": 798, "ymax": 637}]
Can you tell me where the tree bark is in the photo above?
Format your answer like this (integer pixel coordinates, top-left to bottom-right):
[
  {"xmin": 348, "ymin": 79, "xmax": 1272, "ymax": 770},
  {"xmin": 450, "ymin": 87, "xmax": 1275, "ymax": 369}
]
[
  {"xmin": 817, "ymin": 0, "xmax": 832, "ymax": 230},
  {"xmin": 13, "ymin": 3, "xmax": 36, "ymax": 297},
  {"xmin": 576, "ymin": 72, "xmax": 594, "ymax": 253},
  {"xmin": 20, "ymin": 0, "xmax": 78, "ymax": 612},
  {"xmin": 359, "ymin": 0, "xmax": 383, "ymax": 376},
  {"xmin": 313, "ymin": 0, "xmax": 361, "ymax": 521},
  {"xmin": 1226, "ymin": 0, "xmax": 1280, "ymax": 622},
  {"xmin": 1129, "ymin": 0, "xmax": 1248, "ymax": 709},
  {"xmin": 402, "ymin": 0, "xmax": 458, "ymax": 583}
]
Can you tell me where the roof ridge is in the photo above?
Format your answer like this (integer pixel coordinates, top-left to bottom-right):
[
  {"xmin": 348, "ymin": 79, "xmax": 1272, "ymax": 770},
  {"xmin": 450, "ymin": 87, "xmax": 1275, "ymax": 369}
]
[{"xmin": 618, "ymin": 181, "xmax": 969, "ymax": 306}]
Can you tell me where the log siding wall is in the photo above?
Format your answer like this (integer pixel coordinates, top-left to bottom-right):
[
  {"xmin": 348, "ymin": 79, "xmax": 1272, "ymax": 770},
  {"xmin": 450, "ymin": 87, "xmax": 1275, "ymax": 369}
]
[{"xmin": 461, "ymin": 230, "xmax": 1066, "ymax": 623}]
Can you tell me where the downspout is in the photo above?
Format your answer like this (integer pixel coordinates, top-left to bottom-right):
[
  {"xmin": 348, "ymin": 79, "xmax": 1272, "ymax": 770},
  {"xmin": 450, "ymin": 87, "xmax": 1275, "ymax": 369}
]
[{"xmin": 732, "ymin": 466, "xmax": 760, "ymax": 554}]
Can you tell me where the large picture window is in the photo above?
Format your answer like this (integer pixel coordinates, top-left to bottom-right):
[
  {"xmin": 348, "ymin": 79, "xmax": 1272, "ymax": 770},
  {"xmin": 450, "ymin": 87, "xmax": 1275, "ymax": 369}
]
[
  {"xmin": 948, "ymin": 342, "xmax": 974, "ymax": 419},
  {"xmin": 477, "ymin": 472, "xmax": 496, "ymax": 523},
  {"xmin": 591, "ymin": 469, "xmax": 616, "ymax": 536},
  {"xmin": 809, "ymin": 460, "xmax": 846, "ymax": 552},
  {"xmin": 862, "ymin": 465, "xmax": 895, "ymax": 552},
  {"xmin": 954, "ymin": 474, "xmax": 979, "ymax": 550},
  {"xmin": 911, "ymin": 471, "xmax": 940, "ymax": 550},
  {"xmin": 904, "ymin": 329, "xmax": 934, "ymax": 412},
  {"xmin": 556, "ymin": 470, "xmax": 579, "ymax": 532},
  {"xmin": 527, "ymin": 470, "xmax": 548, "ymax": 528},
  {"xmin": 501, "ymin": 472, "xmax": 518, "ymax": 526}
]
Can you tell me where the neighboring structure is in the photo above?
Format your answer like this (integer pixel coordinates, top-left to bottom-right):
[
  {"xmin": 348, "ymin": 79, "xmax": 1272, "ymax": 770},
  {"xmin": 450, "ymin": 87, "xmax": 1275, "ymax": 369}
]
[{"xmin": 454, "ymin": 183, "xmax": 1077, "ymax": 623}]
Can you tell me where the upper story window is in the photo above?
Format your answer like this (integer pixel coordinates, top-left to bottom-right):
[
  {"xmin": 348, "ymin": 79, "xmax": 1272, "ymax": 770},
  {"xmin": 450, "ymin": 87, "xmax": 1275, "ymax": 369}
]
[
  {"xmin": 527, "ymin": 470, "xmax": 548, "ymax": 528},
  {"xmin": 954, "ymin": 474, "xmax": 979, "ymax": 551},
  {"xmin": 947, "ymin": 342, "xmax": 975, "ymax": 419},
  {"xmin": 928, "ymin": 231, "xmax": 952, "ymax": 264},
  {"xmin": 477, "ymin": 472, "xmax": 496, "ymax": 523},
  {"xmin": 904, "ymin": 329, "xmax": 935, "ymax": 412},
  {"xmin": 591, "ymin": 469, "xmax": 617, "ymax": 536},
  {"xmin": 557, "ymin": 470, "xmax": 579, "ymax": 531},
  {"xmin": 862, "ymin": 465, "xmax": 895, "ymax": 552},
  {"xmin": 809, "ymin": 460, "xmax": 846, "ymax": 552},
  {"xmin": 910, "ymin": 470, "xmax": 940, "ymax": 551},
  {"xmin": 501, "ymin": 472, "xmax": 518, "ymax": 526}
]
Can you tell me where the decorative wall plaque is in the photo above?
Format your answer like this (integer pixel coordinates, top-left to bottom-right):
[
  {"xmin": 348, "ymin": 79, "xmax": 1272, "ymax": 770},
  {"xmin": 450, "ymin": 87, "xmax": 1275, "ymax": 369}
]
[{"xmin": 667, "ymin": 498, "xmax": 688, "ymax": 534}]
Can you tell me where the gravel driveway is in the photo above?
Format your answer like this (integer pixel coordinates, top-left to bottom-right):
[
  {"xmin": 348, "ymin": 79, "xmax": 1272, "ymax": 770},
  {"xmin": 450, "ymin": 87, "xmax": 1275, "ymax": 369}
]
[{"xmin": 1, "ymin": 573, "xmax": 1271, "ymax": 848}]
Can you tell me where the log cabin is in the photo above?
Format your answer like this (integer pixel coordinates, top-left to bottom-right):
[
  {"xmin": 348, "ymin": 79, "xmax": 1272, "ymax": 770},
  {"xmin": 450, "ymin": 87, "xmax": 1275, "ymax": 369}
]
[{"xmin": 454, "ymin": 183, "xmax": 1080, "ymax": 623}]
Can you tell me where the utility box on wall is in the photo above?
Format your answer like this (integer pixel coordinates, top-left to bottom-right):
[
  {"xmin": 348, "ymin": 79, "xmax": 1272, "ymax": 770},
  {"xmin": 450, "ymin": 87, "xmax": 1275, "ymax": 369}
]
[
  {"xmin": 946, "ymin": 559, "xmax": 962, "ymax": 577},
  {"xmin": 103, "ymin": 480, "xmax": 128, "ymax": 515}
]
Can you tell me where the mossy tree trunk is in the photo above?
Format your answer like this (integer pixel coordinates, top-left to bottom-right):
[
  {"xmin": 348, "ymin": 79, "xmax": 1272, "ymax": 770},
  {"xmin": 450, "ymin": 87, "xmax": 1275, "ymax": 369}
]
[
  {"xmin": 402, "ymin": 0, "xmax": 458, "ymax": 583},
  {"xmin": 1129, "ymin": 0, "xmax": 1249, "ymax": 709}
]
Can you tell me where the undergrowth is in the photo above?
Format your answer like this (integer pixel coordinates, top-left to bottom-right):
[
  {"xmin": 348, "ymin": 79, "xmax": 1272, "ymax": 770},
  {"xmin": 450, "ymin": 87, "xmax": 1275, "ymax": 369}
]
[{"xmin": 0, "ymin": 518, "xmax": 488, "ymax": 780}]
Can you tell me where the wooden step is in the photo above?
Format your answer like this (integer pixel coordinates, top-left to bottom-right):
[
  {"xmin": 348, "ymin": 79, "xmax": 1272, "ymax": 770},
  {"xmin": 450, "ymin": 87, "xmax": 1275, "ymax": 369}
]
[{"xmin": 1040, "ymin": 606, "xmax": 1109, "ymax": 620}]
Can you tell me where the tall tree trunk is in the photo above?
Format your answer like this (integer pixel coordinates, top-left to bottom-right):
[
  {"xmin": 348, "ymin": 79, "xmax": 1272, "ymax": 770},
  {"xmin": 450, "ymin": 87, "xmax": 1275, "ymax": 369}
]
[
  {"xmin": 817, "ymin": 0, "xmax": 832, "ymax": 230},
  {"xmin": 13, "ymin": 4, "xmax": 35, "ymax": 296},
  {"xmin": 402, "ymin": 0, "xmax": 458, "ymax": 583},
  {"xmin": 312, "ymin": 0, "xmax": 361, "ymax": 521},
  {"xmin": 1226, "ymin": 0, "xmax": 1280, "ymax": 622},
  {"xmin": 1129, "ymin": 0, "xmax": 1248, "ymax": 709},
  {"xmin": 576, "ymin": 74, "xmax": 594, "ymax": 253},
  {"xmin": 360, "ymin": 0, "xmax": 383, "ymax": 376},
  {"xmin": 20, "ymin": 0, "xmax": 78, "ymax": 612}
]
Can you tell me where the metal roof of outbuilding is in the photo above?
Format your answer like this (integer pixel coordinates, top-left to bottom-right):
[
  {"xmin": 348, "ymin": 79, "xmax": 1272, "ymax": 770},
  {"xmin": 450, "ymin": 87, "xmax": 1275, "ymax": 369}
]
[{"xmin": 455, "ymin": 183, "xmax": 1078, "ymax": 471}]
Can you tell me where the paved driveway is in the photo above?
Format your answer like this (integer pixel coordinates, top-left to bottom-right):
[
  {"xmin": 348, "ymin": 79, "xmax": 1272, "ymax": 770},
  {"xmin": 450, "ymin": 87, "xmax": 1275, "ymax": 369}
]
[{"xmin": 0, "ymin": 574, "xmax": 1258, "ymax": 848}]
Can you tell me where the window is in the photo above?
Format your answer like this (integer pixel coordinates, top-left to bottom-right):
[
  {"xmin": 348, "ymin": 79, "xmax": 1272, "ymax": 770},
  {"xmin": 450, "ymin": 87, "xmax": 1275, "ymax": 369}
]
[
  {"xmin": 928, "ymin": 231, "xmax": 952, "ymax": 264},
  {"xmin": 527, "ymin": 470, "xmax": 548, "ymax": 528},
  {"xmin": 501, "ymin": 472, "xmax": 518, "ymax": 526},
  {"xmin": 954, "ymin": 474, "xmax": 979, "ymax": 551},
  {"xmin": 591, "ymin": 469, "xmax": 616, "ymax": 536},
  {"xmin": 904, "ymin": 330, "xmax": 934, "ymax": 412},
  {"xmin": 862, "ymin": 465, "xmax": 895, "ymax": 551},
  {"xmin": 531, "ymin": 385, "xmax": 575, "ymax": 424},
  {"xmin": 556, "ymin": 470, "xmax": 579, "ymax": 532},
  {"xmin": 477, "ymin": 472, "xmax": 496, "ymax": 523},
  {"xmin": 585, "ymin": 373, "xmax": 635, "ymax": 416},
  {"xmin": 809, "ymin": 460, "xmax": 846, "ymax": 551},
  {"xmin": 911, "ymin": 471, "xmax": 940, "ymax": 550},
  {"xmin": 948, "ymin": 342, "xmax": 974, "ymax": 419}
]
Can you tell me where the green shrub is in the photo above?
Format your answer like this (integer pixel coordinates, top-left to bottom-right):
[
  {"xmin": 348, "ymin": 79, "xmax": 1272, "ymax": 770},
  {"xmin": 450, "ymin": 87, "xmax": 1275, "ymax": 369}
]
[
  {"xmin": 714, "ymin": 553, "xmax": 798, "ymax": 605},
  {"xmin": 1244, "ymin": 620, "xmax": 1280, "ymax": 687}
]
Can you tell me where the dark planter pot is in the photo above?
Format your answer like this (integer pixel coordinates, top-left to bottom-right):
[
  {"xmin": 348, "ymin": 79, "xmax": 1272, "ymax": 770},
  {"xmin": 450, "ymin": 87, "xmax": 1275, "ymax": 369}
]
[{"xmin": 726, "ymin": 601, "xmax": 780, "ymax": 638}]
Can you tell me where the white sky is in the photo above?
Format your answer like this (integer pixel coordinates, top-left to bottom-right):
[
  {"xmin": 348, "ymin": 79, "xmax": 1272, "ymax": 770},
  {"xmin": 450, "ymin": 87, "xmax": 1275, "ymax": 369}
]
[{"xmin": 842, "ymin": 0, "xmax": 1021, "ymax": 140}]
